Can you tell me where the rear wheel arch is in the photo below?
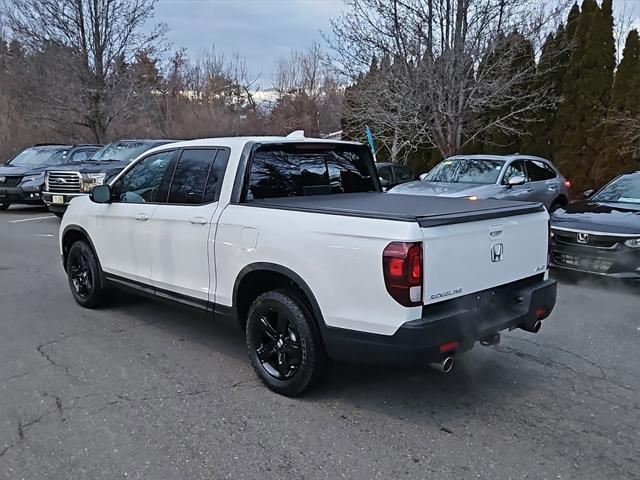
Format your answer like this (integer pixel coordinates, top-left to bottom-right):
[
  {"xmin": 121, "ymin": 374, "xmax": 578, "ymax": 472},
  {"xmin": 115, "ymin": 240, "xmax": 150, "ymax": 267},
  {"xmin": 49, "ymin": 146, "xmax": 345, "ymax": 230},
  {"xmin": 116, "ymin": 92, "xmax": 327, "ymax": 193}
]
[{"xmin": 233, "ymin": 263, "xmax": 326, "ymax": 334}]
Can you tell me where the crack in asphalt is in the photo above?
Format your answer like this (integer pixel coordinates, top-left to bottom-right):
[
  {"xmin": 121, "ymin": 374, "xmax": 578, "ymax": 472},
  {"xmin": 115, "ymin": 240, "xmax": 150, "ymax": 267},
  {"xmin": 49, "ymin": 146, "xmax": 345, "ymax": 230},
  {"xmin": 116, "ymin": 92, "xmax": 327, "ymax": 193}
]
[{"xmin": 0, "ymin": 444, "xmax": 15, "ymax": 458}]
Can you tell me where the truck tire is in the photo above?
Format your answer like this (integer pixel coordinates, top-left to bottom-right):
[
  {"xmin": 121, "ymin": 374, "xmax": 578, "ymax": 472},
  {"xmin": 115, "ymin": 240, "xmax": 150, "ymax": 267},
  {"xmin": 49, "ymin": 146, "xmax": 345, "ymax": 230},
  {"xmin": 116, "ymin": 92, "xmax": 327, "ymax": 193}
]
[
  {"xmin": 246, "ymin": 289, "xmax": 328, "ymax": 396},
  {"xmin": 0, "ymin": 202, "xmax": 9, "ymax": 211},
  {"xmin": 66, "ymin": 240, "xmax": 107, "ymax": 309}
]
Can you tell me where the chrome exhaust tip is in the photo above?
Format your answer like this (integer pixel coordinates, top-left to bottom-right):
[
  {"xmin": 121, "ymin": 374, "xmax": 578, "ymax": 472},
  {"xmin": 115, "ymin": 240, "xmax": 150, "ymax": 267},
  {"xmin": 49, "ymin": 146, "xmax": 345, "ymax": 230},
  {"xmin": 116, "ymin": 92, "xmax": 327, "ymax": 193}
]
[
  {"xmin": 520, "ymin": 320, "xmax": 542, "ymax": 333},
  {"xmin": 429, "ymin": 356, "xmax": 454, "ymax": 373}
]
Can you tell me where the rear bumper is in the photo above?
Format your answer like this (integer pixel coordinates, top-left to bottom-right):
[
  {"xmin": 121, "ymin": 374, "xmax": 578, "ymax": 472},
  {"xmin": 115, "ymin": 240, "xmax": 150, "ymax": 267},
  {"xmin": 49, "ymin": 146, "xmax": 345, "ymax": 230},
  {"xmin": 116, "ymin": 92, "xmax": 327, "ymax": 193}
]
[
  {"xmin": 322, "ymin": 275, "xmax": 557, "ymax": 366},
  {"xmin": 42, "ymin": 192, "xmax": 86, "ymax": 211},
  {"xmin": 550, "ymin": 239, "xmax": 640, "ymax": 278},
  {"xmin": 0, "ymin": 186, "xmax": 43, "ymax": 205}
]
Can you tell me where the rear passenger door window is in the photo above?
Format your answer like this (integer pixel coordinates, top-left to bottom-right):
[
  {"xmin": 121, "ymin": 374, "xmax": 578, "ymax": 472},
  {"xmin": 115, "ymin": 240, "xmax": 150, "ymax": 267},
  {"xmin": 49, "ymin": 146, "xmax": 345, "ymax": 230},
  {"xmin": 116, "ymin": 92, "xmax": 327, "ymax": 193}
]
[
  {"xmin": 167, "ymin": 148, "xmax": 229, "ymax": 205},
  {"xmin": 526, "ymin": 160, "xmax": 556, "ymax": 181}
]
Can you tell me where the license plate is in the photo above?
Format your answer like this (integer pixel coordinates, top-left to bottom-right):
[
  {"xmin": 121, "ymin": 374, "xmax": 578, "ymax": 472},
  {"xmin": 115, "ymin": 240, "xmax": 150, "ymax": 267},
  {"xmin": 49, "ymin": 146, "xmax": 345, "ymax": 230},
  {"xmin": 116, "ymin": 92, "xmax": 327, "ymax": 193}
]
[{"xmin": 52, "ymin": 195, "xmax": 64, "ymax": 205}]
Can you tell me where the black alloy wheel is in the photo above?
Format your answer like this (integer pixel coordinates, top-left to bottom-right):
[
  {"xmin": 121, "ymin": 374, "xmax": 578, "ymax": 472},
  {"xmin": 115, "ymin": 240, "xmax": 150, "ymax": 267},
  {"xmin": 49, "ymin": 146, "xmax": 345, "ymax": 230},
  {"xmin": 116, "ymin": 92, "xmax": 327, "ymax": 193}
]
[
  {"xmin": 246, "ymin": 290, "xmax": 328, "ymax": 396},
  {"xmin": 69, "ymin": 247, "xmax": 94, "ymax": 299},
  {"xmin": 253, "ymin": 309, "xmax": 302, "ymax": 380},
  {"xmin": 66, "ymin": 240, "xmax": 106, "ymax": 308}
]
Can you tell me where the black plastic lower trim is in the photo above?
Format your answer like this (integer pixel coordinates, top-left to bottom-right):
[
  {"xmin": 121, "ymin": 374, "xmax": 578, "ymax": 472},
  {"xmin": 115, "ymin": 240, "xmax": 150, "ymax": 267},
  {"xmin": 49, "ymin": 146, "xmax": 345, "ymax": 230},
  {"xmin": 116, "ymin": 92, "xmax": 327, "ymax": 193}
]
[
  {"xmin": 321, "ymin": 276, "xmax": 557, "ymax": 366},
  {"xmin": 103, "ymin": 272, "xmax": 209, "ymax": 310}
]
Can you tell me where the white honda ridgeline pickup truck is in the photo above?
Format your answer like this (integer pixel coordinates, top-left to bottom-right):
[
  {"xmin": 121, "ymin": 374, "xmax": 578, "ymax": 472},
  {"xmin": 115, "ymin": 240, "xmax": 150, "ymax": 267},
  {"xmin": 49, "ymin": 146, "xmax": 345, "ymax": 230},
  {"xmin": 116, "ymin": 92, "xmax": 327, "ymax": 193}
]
[{"xmin": 59, "ymin": 134, "xmax": 557, "ymax": 396}]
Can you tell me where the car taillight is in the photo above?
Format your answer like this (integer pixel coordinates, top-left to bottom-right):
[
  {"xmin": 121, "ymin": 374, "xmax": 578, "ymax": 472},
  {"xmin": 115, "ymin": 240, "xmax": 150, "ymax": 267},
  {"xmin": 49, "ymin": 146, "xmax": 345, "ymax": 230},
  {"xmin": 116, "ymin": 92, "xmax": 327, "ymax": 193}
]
[
  {"xmin": 382, "ymin": 241, "xmax": 423, "ymax": 307},
  {"xmin": 564, "ymin": 179, "xmax": 571, "ymax": 188}
]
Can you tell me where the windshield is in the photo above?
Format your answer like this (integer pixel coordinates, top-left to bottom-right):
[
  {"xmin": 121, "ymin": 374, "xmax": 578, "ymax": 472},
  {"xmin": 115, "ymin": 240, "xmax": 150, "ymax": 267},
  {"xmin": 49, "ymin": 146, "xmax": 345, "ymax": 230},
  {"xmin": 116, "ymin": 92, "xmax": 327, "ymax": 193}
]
[
  {"xmin": 424, "ymin": 158, "xmax": 505, "ymax": 184},
  {"xmin": 8, "ymin": 147, "xmax": 70, "ymax": 167},
  {"xmin": 91, "ymin": 142, "xmax": 156, "ymax": 163},
  {"xmin": 593, "ymin": 175, "xmax": 640, "ymax": 204}
]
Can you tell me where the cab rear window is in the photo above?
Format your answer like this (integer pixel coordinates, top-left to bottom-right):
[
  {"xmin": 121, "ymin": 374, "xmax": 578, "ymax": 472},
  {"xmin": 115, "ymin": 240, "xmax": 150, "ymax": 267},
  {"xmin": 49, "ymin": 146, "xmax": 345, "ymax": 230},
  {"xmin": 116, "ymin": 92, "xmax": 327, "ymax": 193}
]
[{"xmin": 246, "ymin": 144, "xmax": 376, "ymax": 200}]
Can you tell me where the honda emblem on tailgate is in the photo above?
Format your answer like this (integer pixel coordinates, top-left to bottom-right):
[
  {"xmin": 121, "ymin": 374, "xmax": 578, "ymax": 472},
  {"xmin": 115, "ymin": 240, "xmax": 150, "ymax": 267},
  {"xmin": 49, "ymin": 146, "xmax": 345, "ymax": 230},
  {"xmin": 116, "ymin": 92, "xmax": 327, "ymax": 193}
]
[
  {"xmin": 577, "ymin": 232, "xmax": 589, "ymax": 244},
  {"xmin": 491, "ymin": 243, "xmax": 503, "ymax": 262}
]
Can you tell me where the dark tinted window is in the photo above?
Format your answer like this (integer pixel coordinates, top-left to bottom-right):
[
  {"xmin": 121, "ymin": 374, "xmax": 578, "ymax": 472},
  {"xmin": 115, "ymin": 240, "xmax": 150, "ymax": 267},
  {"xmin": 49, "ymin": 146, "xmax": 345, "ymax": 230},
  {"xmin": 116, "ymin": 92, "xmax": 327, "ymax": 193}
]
[
  {"xmin": 527, "ymin": 160, "xmax": 556, "ymax": 181},
  {"xmin": 502, "ymin": 160, "xmax": 527, "ymax": 184},
  {"xmin": 111, "ymin": 150, "xmax": 174, "ymax": 203},
  {"xmin": 394, "ymin": 165, "xmax": 414, "ymax": 182},
  {"xmin": 247, "ymin": 145, "xmax": 376, "ymax": 200},
  {"xmin": 378, "ymin": 165, "xmax": 392, "ymax": 183},
  {"xmin": 168, "ymin": 149, "xmax": 216, "ymax": 205},
  {"xmin": 203, "ymin": 149, "xmax": 229, "ymax": 203}
]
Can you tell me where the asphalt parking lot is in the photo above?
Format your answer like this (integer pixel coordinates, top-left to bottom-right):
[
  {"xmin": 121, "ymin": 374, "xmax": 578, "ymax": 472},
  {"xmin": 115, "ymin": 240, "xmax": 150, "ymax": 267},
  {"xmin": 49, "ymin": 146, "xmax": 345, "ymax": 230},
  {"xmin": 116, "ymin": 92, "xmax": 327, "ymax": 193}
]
[{"xmin": 1, "ymin": 206, "xmax": 639, "ymax": 480}]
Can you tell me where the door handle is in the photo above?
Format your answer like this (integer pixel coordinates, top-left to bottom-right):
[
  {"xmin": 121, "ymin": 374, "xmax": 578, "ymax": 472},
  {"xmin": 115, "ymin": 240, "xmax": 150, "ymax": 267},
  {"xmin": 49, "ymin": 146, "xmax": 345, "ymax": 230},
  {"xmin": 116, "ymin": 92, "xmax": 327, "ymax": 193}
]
[
  {"xmin": 547, "ymin": 185, "xmax": 558, "ymax": 191},
  {"xmin": 136, "ymin": 213, "xmax": 149, "ymax": 221},
  {"xmin": 189, "ymin": 217, "xmax": 208, "ymax": 225}
]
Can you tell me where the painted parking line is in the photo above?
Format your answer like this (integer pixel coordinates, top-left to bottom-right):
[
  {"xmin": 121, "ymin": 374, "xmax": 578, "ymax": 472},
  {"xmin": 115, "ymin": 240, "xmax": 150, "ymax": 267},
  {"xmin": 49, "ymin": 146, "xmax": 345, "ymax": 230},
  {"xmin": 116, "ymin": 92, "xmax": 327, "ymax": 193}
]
[
  {"xmin": 9, "ymin": 215, "xmax": 57, "ymax": 223},
  {"xmin": 33, "ymin": 234, "xmax": 55, "ymax": 237}
]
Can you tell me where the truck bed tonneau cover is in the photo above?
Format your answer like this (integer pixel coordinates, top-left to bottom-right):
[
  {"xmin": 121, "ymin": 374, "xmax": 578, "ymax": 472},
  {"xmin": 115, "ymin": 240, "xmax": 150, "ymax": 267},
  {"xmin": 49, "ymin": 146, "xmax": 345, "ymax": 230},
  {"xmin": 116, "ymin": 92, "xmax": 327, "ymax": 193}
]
[{"xmin": 245, "ymin": 192, "xmax": 545, "ymax": 227}]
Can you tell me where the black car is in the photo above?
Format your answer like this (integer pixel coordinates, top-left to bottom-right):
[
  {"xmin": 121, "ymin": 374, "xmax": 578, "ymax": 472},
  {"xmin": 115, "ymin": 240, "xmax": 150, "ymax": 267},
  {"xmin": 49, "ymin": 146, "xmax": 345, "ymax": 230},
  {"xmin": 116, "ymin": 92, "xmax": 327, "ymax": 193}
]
[
  {"xmin": 550, "ymin": 171, "xmax": 640, "ymax": 278},
  {"xmin": 42, "ymin": 139, "xmax": 177, "ymax": 216},
  {"xmin": 0, "ymin": 144, "xmax": 102, "ymax": 210},
  {"xmin": 376, "ymin": 162, "xmax": 415, "ymax": 189}
]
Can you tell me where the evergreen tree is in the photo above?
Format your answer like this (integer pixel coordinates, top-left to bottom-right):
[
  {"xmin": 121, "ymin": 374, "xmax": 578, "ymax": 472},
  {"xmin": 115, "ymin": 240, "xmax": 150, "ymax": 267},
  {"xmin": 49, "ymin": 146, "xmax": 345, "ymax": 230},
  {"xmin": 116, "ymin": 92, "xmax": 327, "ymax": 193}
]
[
  {"xmin": 521, "ymin": 23, "xmax": 572, "ymax": 158},
  {"xmin": 479, "ymin": 32, "xmax": 536, "ymax": 154},
  {"xmin": 592, "ymin": 29, "xmax": 640, "ymax": 181},
  {"xmin": 552, "ymin": 0, "xmax": 615, "ymax": 191}
]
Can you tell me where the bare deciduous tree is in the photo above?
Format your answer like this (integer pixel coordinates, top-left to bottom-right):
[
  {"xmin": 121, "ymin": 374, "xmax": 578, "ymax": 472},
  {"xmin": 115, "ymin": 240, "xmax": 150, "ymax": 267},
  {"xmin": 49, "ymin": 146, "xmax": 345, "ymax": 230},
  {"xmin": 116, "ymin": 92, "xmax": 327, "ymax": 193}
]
[
  {"xmin": 327, "ymin": 0, "xmax": 570, "ymax": 162},
  {"xmin": 271, "ymin": 43, "xmax": 343, "ymax": 136},
  {"xmin": 1, "ymin": 0, "xmax": 166, "ymax": 142}
]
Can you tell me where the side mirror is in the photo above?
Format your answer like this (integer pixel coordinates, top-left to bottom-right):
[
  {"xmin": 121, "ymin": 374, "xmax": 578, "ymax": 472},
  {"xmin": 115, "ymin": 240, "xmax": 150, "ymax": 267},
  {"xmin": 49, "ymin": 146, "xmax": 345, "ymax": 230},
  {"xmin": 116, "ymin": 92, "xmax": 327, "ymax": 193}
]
[
  {"xmin": 419, "ymin": 173, "xmax": 428, "ymax": 181},
  {"xmin": 583, "ymin": 189, "xmax": 594, "ymax": 199},
  {"xmin": 91, "ymin": 184, "xmax": 111, "ymax": 204},
  {"xmin": 507, "ymin": 175, "xmax": 526, "ymax": 188}
]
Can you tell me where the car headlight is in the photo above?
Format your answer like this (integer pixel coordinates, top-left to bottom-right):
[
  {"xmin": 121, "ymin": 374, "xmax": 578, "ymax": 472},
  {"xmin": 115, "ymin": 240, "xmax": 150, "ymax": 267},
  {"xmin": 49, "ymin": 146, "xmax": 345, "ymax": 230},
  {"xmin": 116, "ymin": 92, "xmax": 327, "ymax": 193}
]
[
  {"xmin": 81, "ymin": 173, "xmax": 107, "ymax": 192},
  {"xmin": 22, "ymin": 173, "xmax": 45, "ymax": 183},
  {"xmin": 466, "ymin": 195, "xmax": 479, "ymax": 201},
  {"xmin": 624, "ymin": 238, "xmax": 640, "ymax": 248}
]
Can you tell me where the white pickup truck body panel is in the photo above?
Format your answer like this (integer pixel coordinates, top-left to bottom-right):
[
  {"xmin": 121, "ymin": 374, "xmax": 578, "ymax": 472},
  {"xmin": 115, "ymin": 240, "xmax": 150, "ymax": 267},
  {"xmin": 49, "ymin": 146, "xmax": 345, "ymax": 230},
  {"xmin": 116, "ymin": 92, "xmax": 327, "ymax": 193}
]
[{"xmin": 60, "ymin": 136, "xmax": 551, "ymax": 338}]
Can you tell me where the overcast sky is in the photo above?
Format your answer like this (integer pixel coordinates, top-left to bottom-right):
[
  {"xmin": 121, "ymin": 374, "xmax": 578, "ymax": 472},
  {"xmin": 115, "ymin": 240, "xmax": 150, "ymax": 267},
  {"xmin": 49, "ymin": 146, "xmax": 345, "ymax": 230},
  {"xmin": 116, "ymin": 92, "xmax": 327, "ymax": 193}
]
[
  {"xmin": 154, "ymin": 0, "xmax": 640, "ymax": 87},
  {"xmin": 154, "ymin": 0, "xmax": 343, "ymax": 87}
]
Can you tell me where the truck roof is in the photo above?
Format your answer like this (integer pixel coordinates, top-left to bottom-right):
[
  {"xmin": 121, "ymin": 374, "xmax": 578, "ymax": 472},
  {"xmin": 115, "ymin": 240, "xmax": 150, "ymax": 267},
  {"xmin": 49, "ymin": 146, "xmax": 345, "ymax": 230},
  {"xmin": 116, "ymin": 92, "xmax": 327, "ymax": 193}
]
[{"xmin": 143, "ymin": 135, "xmax": 362, "ymax": 155}]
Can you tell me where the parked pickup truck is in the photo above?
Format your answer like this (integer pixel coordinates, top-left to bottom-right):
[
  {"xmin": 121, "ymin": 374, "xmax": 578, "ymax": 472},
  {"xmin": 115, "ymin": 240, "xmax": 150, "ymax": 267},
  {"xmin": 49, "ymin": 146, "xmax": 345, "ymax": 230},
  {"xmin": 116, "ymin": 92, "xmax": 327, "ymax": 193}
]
[
  {"xmin": 43, "ymin": 139, "xmax": 176, "ymax": 217},
  {"xmin": 59, "ymin": 134, "xmax": 557, "ymax": 396}
]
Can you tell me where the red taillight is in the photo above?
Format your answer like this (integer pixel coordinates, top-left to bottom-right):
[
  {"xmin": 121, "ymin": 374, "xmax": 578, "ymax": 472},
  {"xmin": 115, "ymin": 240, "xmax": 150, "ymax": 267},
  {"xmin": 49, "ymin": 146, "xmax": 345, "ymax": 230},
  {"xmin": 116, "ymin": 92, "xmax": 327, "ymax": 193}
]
[
  {"xmin": 439, "ymin": 341, "xmax": 459, "ymax": 353},
  {"xmin": 564, "ymin": 179, "xmax": 571, "ymax": 188},
  {"xmin": 383, "ymin": 241, "xmax": 423, "ymax": 307}
]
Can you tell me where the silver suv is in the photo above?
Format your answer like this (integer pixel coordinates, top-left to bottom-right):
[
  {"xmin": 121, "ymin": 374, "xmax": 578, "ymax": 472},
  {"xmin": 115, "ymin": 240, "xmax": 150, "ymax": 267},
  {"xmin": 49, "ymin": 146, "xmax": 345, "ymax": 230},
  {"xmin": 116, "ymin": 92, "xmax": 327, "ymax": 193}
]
[{"xmin": 389, "ymin": 154, "xmax": 571, "ymax": 211}]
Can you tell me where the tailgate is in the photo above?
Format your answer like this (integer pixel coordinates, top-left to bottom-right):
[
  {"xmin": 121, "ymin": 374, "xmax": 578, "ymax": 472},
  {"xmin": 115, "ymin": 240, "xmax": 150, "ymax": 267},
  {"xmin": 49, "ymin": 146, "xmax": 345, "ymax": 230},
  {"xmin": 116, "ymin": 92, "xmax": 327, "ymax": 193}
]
[{"xmin": 422, "ymin": 210, "xmax": 549, "ymax": 305}]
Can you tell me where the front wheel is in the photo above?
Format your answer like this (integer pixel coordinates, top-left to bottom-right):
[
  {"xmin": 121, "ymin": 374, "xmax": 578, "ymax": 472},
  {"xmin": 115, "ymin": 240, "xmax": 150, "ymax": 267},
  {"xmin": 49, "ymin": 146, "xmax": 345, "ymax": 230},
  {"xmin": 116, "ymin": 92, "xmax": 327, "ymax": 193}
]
[
  {"xmin": 66, "ymin": 240, "xmax": 107, "ymax": 308},
  {"xmin": 246, "ymin": 290, "xmax": 328, "ymax": 396},
  {"xmin": 0, "ymin": 202, "xmax": 10, "ymax": 211}
]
